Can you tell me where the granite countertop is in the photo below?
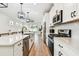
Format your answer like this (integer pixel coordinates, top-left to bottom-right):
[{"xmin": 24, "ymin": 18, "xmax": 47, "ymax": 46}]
[
  {"xmin": 0, "ymin": 34, "xmax": 29, "ymax": 46},
  {"xmin": 23, "ymin": 31, "xmax": 34, "ymax": 35}
]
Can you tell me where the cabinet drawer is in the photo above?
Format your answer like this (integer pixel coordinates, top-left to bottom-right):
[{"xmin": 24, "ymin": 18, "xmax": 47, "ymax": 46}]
[
  {"xmin": 54, "ymin": 41, "xmax": 67, "ymax": 56},
  {"xmin": 54, "ymin": 37, "xmax": 79, "ymax": 56},
  {"xmin": 54, "ymin": 37, "xmax": 69, "ymax": 56}
]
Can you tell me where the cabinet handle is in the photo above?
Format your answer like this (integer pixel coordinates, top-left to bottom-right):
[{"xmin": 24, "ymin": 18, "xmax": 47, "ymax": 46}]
[
  {"xmin": 73, "ymin": 11, "xmax": 76, "ymax": 16},
  {"xmin": 18, "ymin": 43, "xmax": 21, "ymax": 46},
  {"xmin": 58, "ymin": 51, "xmax": 63, "ymax": 56},
  {"xmin": 58, "ymin": 44, "xmax": 63, "ymax": 48},
  {"xmin": 71, "ymin": 12, "xmax": 73, "ymax": 18},
  {"xmin": 71, "ymin": 11, "xmax": 76, "ymax": 18}
]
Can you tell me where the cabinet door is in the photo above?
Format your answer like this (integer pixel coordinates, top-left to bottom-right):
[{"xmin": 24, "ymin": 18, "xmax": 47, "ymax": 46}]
[
  {"xmin": 23, "ymin": 38, "xmax": 29, "ymax": 56},
  {"xmin": 63, "ymin": 3, "xmax": 77, "ymax": 22},
  {"xmin": 29, "ymin": 38, "xmax": 34, "ymax": 50},
  {"xmin": 55, "ymin": 3, "xmax": 64, "ymax": 11},
  {"xmin": 14, "ymin": 40, "xmax": 23, "ymax": 56},
  {"xmin": 54, "ymin": 38, "xmax": 68, "ymax": 56},
  {"xmin": 49, "ymin": 3, "xmax": 57, "ymax": 25},
  {"xmin": 71, "ymin": 4, "xmax": 77, "ymax": 20},
  {"xmin": 76, "ymin": 4, "xmax": 79, "ymax": 19},
  {"xmin": 54, "ymin": 38, "xmax": 60, "ymax": 56},
  {"xmin": 0, "ymin": 46, "xmax": 13, "ymax": 56}
]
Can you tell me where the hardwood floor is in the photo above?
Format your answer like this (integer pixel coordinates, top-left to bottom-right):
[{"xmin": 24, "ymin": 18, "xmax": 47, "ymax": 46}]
[{"xmin": 29, "ymin": 41, "xmax": 51, "ymax": 56}]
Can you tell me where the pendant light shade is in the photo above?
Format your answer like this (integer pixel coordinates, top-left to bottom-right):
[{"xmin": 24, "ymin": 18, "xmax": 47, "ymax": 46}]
[
  {"xmin": 18, "ymin": 3, "xmax": 25, "ymax": 19},
  {"xmin": 26, "ymin": 12, "xmax": 30, "ymax": 22}
]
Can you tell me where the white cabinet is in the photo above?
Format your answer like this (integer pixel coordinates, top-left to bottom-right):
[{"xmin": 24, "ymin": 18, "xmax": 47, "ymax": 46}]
[
  {"xmin": 63, "ymin": 3, "xmax": 77, "ymax": 22},
  {"xmin": 54, "ymin": 37, "xmax": 79, "ymax": 56},
  {"xmin": 14, "ymin": 40, "xmax": 23, "ymax": 56},
  {"xmin": 54, "ymin": 37, "xmax": 70, "ymax": 56},
  {"xmin": 49, "ymin": 3, "xmax": 64, "ymax": 26},
  {"xmin": 54, "ymin": 39, "xmax": 60, "ymax": 56},
  {"xmin": 0, "ymin": 40, "xmax": 23, "ymax": 56},
  {"xmin": 29, "ymin": 34, "xmax": 34, "ymax": 50},
  {"xmin": 49, "ymin": 3, "xmax": 79, "ymax": 25},
  {"xmin": 55, "ymin": 3, "xmax": 64, "ymax": 11},
  {"xmin": 0, "ymin": 46, "xmax": 13, "ymax": 56},
  {"xmin": 54, "ymin": 37, "xmax": 66, "ymax": 56},
  {"xmin": 76, "ymin": 4, "xmax": 79, "ymax": 19}
]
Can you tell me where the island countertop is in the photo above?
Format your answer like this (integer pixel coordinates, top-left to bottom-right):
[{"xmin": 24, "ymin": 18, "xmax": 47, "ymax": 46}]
[{"xmin": 0, "ymin": 34, "xmax": 29, "ymax": 46}]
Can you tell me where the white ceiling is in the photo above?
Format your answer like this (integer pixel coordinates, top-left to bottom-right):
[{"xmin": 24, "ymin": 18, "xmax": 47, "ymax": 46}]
[{"xmin": 0, "ymin": 3, "xmax": 53, "ymax": 23}]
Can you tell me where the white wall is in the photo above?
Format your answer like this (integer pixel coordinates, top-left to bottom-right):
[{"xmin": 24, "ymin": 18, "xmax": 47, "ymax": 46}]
[
  {"xmin": 0, "ymin": 13, "xmax": 9, "ymax": 33},
  {"xmin": 42, "ymin": 13, "xmax": 50, "ymax": 45},
  {"xmin": 0, "ymin": 12, "xmax": 24, "ymax": 33}
]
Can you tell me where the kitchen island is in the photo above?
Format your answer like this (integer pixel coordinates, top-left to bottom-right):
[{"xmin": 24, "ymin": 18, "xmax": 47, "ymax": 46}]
[{"xmin": 0, "ymin": 34, "xmax": 29, "ymax": 56}]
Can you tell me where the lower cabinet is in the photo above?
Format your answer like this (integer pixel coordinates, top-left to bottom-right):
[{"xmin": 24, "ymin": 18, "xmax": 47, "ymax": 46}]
[
  {"xmin": 54, "ymin": 37, "xmax": 70, "ymax": 56},
  {"xmin": 29, "ymin": 34, "xmax": 34, "ymax": 50},
  {"xmin": 23, "ymin": 35, "xmax": 34, "ymax": 56},
  {"xmin": 54, "ymin": 37, "xmax": 79, "ymax": 56},
  {"xmin": 0, "ymin": 40, "xmax": 23, "ymax": 56},
  {"xmin": 14, "ymin": 40, "xmax": 23, "ymax": 56},
  {"xmin": 23, "ymin": 37, "xmax": 29, "ymax": 56}
]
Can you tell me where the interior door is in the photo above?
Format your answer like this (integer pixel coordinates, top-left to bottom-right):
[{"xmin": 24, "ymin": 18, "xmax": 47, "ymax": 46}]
[{"xmin": 43, "ymin": 22, "xmax": 46, "ymax": 44}]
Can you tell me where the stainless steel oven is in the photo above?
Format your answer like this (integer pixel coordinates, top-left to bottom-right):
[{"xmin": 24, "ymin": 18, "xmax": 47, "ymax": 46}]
[{"xmin": 58, "ymin": 29, "xmax": 71, "ymax": 37}]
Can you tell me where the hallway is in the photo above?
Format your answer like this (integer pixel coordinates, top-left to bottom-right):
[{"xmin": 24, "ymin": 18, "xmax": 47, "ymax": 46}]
[
  {"xmin": 29, "ymin": 32, "xmax": 51, "ymax": 56},
  {"xmin": 29, "ymin": 41, "xmax": 51, "ymax": 56}
]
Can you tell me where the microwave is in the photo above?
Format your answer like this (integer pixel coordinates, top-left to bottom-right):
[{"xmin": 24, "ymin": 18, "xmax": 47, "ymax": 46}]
[
  {"xmin": 53, "ymin": 10, "xmax": 63, "ymax": 25},
  {"xmin": 58, "ymin": 29, "xmax": 71, "ymax": 37}
]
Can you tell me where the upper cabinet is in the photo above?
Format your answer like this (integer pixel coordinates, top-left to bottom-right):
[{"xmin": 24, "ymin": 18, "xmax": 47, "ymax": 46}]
[
  {"xmin": 63, "ymin": 3, "xmax": 77, "ymax": 22},
  {"xmin": 54, "ymin": 3, "xmax": 64, "ymax": 11},
  {"xmin": 49, "ymin": 3, "xmax": 79, "ymax": 25},
  {"xmin": 49, "ymin": 3, "xmax": 64, "ymax": 26},
  {"xmin": 76, "ymin": 4, "xmax": 79, "ymax": 19}
]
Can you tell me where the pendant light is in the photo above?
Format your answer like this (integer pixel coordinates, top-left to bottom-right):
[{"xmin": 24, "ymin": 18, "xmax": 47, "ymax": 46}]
[
  {"xmin": 26, "ymin": 12, "xmax": 30, "ymax": 22},
  {"xmin": 26, "ymin": 12, "xmax": 34, "ymax": 23},
  {"xmin": 18, "ymin": 3, "xmax": 25, "ymax": 19}
]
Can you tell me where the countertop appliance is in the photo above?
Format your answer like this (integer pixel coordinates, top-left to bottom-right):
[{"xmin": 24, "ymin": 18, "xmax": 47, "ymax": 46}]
[
  {"xmin": 48, "ymin": 34, "xmax": 54, "ymax": 56},
  {"xmin": 53, "ymin": 10, "xmax": 63, "ymax": 25}
]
